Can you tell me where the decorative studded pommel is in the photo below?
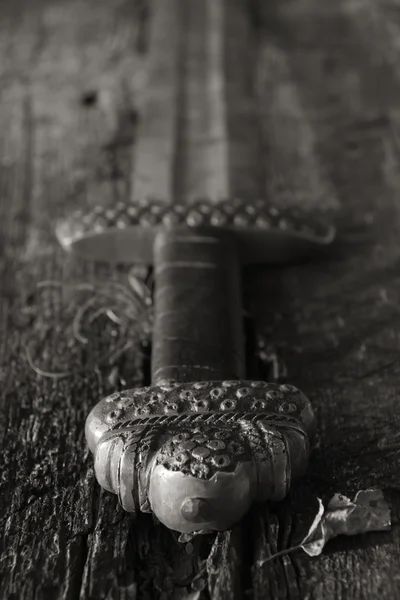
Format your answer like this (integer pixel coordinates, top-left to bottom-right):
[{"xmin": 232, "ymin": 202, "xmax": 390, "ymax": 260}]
[
  {"xmin": 86, "ymin": 380, "xmax": 315, "ymax": 534},
  {"xmin": 56, "ymin": 199, "xmax": 334, "ymax": 265}
]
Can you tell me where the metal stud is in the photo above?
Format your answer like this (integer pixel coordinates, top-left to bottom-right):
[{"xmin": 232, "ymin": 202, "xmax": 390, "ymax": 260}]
[
  {"xmin": 193, "ymin": 382, "xmax": 210, "ymax": 389},
  {"xmin": 212, "ymin": 454, "xmax": 231, "ymax": 468},
  {"xmin": 173, "ymin": 433, "xmax": 190, "ymax": 443},
  {"xmin": 186, "ymin": 210, "xmax": 204, "ymax": 227},
  {"xmin": 236, "ymin": 387, "xmax": 251, "ymax": 398},
  {"xmin": 206, "ymin": 440, "xmax": 226, "ymax": 450},
  {"xmin": 279, "ymin": 402, "xmax": 298, "ymax": 413},
  {"xmin": 192, "ymin": 447, "xmax": 211, "ymax": 460},
  {"xmin": 192, "ymin": 399, "xmax": 209, "ymax": 412},
  {"xmin": 220, "ymin": 399, "xmax": 237, "ymax": 410}
]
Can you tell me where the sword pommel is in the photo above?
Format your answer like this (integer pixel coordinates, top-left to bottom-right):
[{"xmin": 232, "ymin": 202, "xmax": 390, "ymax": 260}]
[{"xmin": 86, "ymin": 380, "xmax": 314, "ymax": 533}]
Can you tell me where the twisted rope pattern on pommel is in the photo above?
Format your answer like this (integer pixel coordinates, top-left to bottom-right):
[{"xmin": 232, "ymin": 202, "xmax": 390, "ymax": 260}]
[{"xmin": 56, "ymin": 198, "xmax": 334, "ymax": 249}]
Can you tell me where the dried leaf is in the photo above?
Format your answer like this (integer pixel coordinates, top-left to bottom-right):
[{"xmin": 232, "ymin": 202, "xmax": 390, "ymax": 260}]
[
  {"xmin": 301, "ymin": 489, "xmax": 391, "ymax": 556},
  {"xmin": 257, "ymin": 489, "xmax": 391, "ymax": 565},
  {"xmin": 303, "ymin": 497, "xmax": 325, "ymax": 540}
]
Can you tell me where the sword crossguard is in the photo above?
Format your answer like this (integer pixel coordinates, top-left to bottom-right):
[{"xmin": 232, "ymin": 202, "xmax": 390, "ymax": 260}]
[
  {"xmin": 86, "ymin": 380, "xmax": 314, "ymax": 534},
  {"xmin": 56, "ymin": 198, "xmax": 334, "ymax": 265}
]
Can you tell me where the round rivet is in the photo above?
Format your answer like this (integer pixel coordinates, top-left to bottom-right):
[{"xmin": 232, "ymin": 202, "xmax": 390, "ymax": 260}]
[
  {"xmin": 245, "ymin": 205, "xmax": 256, "ymax": 215},
  {"xmin": 222, "ymin": 381, "xmax": 237, "ymax": 388},
  {"xmin": 173, "ymin": 432, "xmax": 190, "ymax": 443},
  {"xmin": 255, "ymin": 216, "xmax": 271, "ymax": 229},
  {"xmin": 269, "ymin": 206, "xmax": 279, "ymax": 217},
  {"xmin": 150, "ymin": 392, "xmax": 165, "ymax": 402},
  {"xmin": 233, "ymin": 214, "xmax": 250, "ymax": 227},
  {"xmin": 212, "ymin": 454, "xmax": 231, "ymax": 468},
  {"xmin": 223, "ymin": 203, "xmax": 236, "ymax": 215},
  {"xmin": 251, "ymin": 381, "xmax": 267, "ymax": 388},
  {"xmin": 174, "ymin": 451, "xmax": 190, "ymax": 466},
  {"xmin": 220, "ymin": 399, "xmax": 236, "ymax": 411},
  {"xmin": 279, "ymin": 402, "xmax": 298, "ymax": 413},
  {"xmin": 186, "ymin": 211, "xmax": 204, "ymax": 227},
  {"xmin": 280, "ymin": 384, "xmax": 298, "ymax": 393},
  {"xmin": 251, "ymin": 399, "xmax": 266, "ymax": 410},
  {"xmin": 138, "ymin": 199, "xmax": 150, "ymax": 208},
  {"xmin": 237, "ymin": 387, "xmax": 251, "ymax": 398},
  {"xmin": 180, "ymin": 441, "xmax": 196, "ymax": 451},
  {"xmin": 192, "ymin": 434, "xmax": 207, "ymax": 444},
  {"xmin": 197, "ymin": 203, "xmax": 212, "ymax": 214},
  {"xmin": 105, "ymin": 209, "xmax": 116, "ymax": 220},
  {"xmin": 127, "ymin": 206, "xmax": 138, "ymax": 217},
  {"xmin": 193, "ymin": 381, "xmax": 209, "ymax": 389},
  {"xmin": 106, "ymin": 409, "xmax": 121, "ymax": 422},
  {"xmin": 207, "ymin": 440, "xmax": 225, "ymax": 450},
  {"xmin": 158, "ymin": 380, "xmax": 178, "ymax": 391},
  {"xmin": 162, "ymin": 211, "xmax": 180, "ymax": 226},
  {"xmin": 210, "ymin": 211, "xmax": 228, "ymax": 226},
  {"xmin": 210, "ymin": 387, "xmax": 223, "ymax": 399},
  {"xmin": 192, "ymin": 447, "xmax": 211, "ymax": 460},
  {"xmin": 180, "ymin": 390, "xmax": 194, "ymax": 400},
  {"xmin": 192, "ymin": 399, "xmax": 209, "ymax": 412}
]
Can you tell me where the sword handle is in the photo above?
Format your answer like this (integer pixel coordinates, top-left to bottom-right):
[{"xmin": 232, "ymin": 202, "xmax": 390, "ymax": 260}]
[{"xmin": 151, "ymin": 228, "xmax": 246, "ymax": 384}]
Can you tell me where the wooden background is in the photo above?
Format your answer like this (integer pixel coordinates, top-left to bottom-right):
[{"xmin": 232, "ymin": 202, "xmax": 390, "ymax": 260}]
[{"xmin": 1, "ymin": 0, "xmax": 400, "ymax": 598}]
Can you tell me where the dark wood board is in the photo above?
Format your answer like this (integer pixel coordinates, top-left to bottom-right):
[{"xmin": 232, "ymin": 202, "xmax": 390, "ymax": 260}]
[{"xmin": 1, "ymin": 0, "xmax": 400, "ymax": 598}]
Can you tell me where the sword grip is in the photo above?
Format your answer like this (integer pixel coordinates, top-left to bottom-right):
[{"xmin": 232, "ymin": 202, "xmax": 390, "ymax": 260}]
[{"xmin": 151, "ymin": 228, "xmax": 246, "ymax": 384}]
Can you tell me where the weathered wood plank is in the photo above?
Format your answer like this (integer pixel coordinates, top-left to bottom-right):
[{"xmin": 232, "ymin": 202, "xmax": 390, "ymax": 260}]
[
  {"xmin": 0, "ymin": 2, "xmax": 145, "ymax": 600},
  {"xmin": 1, "ymin": 0, "xmax": 400, "ymax": 599}
]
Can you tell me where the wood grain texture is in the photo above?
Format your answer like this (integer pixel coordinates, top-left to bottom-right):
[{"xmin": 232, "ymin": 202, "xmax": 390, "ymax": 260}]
[{"xmin": 1, "ymin": 0, "xmax": 400, "ymax": 599}]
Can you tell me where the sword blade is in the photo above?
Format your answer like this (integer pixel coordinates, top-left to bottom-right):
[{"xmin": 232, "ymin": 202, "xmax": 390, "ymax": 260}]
[{"xmin": 132, "ymin": 0, "xmax": 260, "ymax": 203}]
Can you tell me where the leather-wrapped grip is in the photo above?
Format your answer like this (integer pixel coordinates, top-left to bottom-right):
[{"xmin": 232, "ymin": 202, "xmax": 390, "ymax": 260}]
[{"xmin": 151, "ymin": 228, "xmax": 245, "ymax": 384}]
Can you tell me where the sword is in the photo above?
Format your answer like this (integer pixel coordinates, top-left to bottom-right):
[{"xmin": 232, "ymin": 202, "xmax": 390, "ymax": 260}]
[{"xmin": 56, "ymin": 0, "xmax": 334, "ymax": 534}]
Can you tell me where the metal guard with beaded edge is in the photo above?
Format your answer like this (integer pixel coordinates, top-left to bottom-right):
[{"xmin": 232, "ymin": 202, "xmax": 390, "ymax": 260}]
[
  {"xmin": 56, "ymin": 198, "xmax": 335, "ymax": 265},
  {"xmin": 86, "ymin": 380, "xmax": 314, "ymax": 534}
]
